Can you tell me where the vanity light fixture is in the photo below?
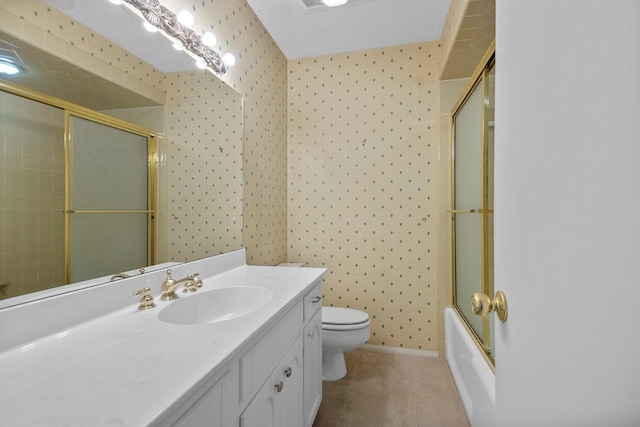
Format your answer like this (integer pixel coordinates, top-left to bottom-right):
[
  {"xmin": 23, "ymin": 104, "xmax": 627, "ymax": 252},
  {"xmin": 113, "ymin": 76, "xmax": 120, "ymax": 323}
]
[
  {"xmin": 118, "ymin": 0, "xmax": 233, "ymax": 75},
  {"xmin": 0, "ymin": 58, "xmax": 23, "ymax": 75}
]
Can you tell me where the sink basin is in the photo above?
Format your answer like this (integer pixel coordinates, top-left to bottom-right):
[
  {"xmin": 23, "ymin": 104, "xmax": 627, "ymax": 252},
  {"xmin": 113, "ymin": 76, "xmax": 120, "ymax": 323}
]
[{"xmin": 158, "ymin": 286, "xmax": 274, "ymax": 325}]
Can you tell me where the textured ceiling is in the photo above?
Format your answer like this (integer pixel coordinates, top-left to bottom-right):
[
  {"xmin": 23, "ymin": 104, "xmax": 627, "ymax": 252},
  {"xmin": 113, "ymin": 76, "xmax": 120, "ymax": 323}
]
[{"xmin": 246, "ymin": 0, "xmax": 452, "ymax": 59}]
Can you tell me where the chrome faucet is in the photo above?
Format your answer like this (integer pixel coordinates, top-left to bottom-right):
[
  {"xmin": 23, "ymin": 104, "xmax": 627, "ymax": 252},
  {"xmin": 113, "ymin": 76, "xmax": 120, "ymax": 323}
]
[{"xmin": 160, "ymin": 269, "xmax": 203, "ymax": 300}]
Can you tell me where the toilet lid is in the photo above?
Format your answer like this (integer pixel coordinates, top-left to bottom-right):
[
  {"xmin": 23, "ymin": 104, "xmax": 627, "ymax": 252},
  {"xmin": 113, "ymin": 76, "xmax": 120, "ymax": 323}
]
[{"xmin": 322, "ymin": 306, "xmax": 369, "ymax": 325}]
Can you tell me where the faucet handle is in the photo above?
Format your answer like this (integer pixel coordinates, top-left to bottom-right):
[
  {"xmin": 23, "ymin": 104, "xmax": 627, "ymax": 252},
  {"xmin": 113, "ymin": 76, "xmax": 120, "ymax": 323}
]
[
  {"xmin": 182, "ymin": 273, "xmax": 202, "ymax": 294},
  {"xmin": 192, "ymin": 273, "xmax": 203, "ymax": 288},
  {"xmin": 133, "ymin": 287, "xmax": 156, "ymax": 310}
]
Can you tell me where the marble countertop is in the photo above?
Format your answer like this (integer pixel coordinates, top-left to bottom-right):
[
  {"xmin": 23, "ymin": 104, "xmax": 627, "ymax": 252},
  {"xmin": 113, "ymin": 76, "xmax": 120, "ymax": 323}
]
[{"xmin": 0, "ymin": 253, "xmax": 325, "ymax": 426}]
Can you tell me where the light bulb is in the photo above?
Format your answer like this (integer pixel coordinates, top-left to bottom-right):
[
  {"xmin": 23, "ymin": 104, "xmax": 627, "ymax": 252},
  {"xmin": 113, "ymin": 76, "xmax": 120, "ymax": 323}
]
[
  {"xmin": 177, "ymin": 10, "xmax": 194, "ymax": 27},
  {"xmin": 109, "ymin": 0, "xmax": 123, "ymax": 4},
  {"xmin": 143, "ymin": 21, "xmax": 158, "ymax": 32},
  {"xmin": 322, "ymin": 0, "xmax": 348, "ymax": 6},
  {"xmin": 202, "ymin": 32, "xmax": 216, "ymax": 48},
  {"xmin": 222, "ymin": 53, "xmax": 235, "ymax": 67},
  {"xmin": 172, "ymin": 42, "xmax": 183, "ymax": 51},
  {"xmin": 195, "ymin": 60, "xmax": 207, "ymax": 70},
  {"xmin": 0, "ymin": 60, "xmax": 22, "ymax": 75}
]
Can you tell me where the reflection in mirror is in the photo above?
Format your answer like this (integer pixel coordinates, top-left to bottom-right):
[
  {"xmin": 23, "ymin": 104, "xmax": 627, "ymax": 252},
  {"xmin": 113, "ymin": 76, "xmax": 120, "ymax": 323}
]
[{"xmin": 0, "ymin": 1, "xmax": 243, "ymax": 307}]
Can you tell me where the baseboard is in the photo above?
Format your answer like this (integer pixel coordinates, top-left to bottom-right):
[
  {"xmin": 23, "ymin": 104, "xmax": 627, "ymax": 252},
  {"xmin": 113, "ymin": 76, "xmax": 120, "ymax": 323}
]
[{"xmin": 358, "ymin": 344, "xmax": 439, "ymax": 358}]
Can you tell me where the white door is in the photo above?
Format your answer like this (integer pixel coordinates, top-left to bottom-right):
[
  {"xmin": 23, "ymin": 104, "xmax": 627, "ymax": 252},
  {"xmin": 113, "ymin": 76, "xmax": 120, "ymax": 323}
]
[{"xmin": 493, "ymin": 1, "xmax": 640, "ymax": 426}]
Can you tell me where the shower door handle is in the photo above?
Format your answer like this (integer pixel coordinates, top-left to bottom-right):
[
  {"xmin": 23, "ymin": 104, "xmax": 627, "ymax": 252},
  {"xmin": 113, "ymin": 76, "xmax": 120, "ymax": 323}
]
[{"xmin": 471, "ymin": 291, "xmax": 508, "ymax": 322}]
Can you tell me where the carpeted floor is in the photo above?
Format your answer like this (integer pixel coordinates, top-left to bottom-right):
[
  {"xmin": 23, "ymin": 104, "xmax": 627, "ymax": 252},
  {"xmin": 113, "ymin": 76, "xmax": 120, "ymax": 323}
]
[{"xmin": 313, "ymin": 349, "xmax": 470, "ymax": 427}]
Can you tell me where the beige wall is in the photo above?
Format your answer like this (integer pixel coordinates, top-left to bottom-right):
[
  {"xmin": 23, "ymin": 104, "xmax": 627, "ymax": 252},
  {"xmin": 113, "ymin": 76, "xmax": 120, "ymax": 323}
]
[{"xmin": 288, "ymin": 43, "xmax": 441, "ymax": 351}]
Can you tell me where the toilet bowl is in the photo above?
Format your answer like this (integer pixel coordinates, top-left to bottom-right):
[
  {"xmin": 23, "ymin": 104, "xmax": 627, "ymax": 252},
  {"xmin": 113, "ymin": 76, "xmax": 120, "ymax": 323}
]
[{"xmin": 322, "ymin": 306, "xmax": 371, "ymax": 381}]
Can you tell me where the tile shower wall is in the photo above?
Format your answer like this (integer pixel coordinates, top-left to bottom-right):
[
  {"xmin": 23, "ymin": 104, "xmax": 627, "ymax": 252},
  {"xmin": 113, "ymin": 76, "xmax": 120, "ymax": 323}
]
[
  {"xmin": 0, "ymin": 92, "xmax": 65, "ymax": 299},
  {"xmin": 288, "ymin": 43, "xmax": 441, "ymax": 351}
]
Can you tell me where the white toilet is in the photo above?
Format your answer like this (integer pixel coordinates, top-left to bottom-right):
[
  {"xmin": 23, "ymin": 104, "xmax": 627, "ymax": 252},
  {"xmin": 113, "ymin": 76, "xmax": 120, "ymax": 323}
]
[{"xmin": 322, "ymin": 306, "xmax": 371, "ymax": 381}]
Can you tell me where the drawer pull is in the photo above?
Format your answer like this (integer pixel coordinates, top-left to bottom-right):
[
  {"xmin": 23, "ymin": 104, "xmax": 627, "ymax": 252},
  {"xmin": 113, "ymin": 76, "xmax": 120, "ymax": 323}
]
[
  {"xmin": 308, "ymin": 331, "xmax": 315, "ymax": 339},
  {"xmin": 311, "ymin": 296, "xmax": 321, "ymax": 303},
  {"xmin": 285, "ymin": 367, "xmax": 292, "ymax": 378},
  {"xmin": 275, "ymin": 381, "xmax": 284, "ymax": 392}
]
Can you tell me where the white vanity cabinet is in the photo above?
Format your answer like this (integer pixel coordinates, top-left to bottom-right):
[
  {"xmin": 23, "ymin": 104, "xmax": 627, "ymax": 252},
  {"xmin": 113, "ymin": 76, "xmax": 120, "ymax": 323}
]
[
  {"xmin": 239, "ymin": 278, "xmax": 323, "ymax": 427},
  {"xmin": 169, "ymin": 278, "xmax": 324, "ymax": 427},
  {"xmin": 240, "ymin": 336, "xmax": 303, "ymax": 427},
  {"xmin": 303, "ymin": 283, "xmax": 323, "ymax": 427},
  {"xmin": 171, "ymin": 365, "xmax": 239, "ymax": 427}
]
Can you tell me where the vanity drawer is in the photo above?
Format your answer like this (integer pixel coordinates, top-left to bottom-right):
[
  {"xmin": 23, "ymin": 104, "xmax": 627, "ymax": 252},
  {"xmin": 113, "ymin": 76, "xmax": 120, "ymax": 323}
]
[
  {"xmin": 239, "ymin": 301, "xmax": 303, "ymax": 404},
  {"xmin": 303, "ymin": 280, "xmax": 322, "ymax": 323}
]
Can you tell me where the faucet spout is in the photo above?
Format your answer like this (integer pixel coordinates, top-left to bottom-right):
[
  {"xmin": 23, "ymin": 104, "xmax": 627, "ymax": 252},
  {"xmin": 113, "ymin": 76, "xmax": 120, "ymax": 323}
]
[{"xmin": 160, "ymin": 270, "xmax": 202, "ymax": 300}]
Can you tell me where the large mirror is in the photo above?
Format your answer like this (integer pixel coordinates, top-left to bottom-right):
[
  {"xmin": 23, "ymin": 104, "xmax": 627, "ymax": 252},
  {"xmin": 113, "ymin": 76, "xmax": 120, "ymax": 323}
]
[{"xmin": 0, "ymin": 0, "xmax": 244, "ymax": 308}]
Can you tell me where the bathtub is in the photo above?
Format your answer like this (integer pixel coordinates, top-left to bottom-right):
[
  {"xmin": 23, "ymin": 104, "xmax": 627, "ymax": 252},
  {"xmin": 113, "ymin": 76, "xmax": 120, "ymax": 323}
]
[{"xmin": 445, "ymin": 307, "xmax": 495, "ymax": 426}]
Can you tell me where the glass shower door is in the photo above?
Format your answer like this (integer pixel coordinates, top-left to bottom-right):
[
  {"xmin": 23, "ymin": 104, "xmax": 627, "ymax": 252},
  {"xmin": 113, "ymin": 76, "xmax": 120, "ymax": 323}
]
[
  {"xmin": 453, "ymin": 81, "xmax": 485, "ymax": 342},
  {"xmin": 67, "ymin": 114, "xmax": 154, "ymax": 282},
  {"xmin": 452, "ymin": 57, "xmax": 495, "ymax": 364}
]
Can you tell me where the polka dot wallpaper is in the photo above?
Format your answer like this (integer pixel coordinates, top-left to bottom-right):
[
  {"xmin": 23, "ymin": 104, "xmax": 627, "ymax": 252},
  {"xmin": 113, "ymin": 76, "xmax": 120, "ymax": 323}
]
[
  {"xmin": 164, "ymin": 0, "xmax": 290, "ymax": 266},
  {"xmin": 164, "ymin": 71, "xmax": 243, "ymax": 261},
  {"xmin": 288, "ymin": 43, "xmax": 441, "ymax": 351}
]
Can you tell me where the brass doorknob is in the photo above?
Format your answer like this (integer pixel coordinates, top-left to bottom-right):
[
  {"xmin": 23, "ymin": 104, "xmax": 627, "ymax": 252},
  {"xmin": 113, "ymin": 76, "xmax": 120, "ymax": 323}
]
[{"xmin": 471, "ymin": 291, "xmax": 508, "ymax": 322}]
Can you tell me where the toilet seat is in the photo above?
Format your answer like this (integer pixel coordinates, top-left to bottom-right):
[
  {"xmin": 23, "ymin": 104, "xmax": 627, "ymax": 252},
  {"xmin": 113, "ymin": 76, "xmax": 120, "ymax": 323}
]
[{"xmin": 322, "ymin": 307, "xmax": 371, "ymax": 331}]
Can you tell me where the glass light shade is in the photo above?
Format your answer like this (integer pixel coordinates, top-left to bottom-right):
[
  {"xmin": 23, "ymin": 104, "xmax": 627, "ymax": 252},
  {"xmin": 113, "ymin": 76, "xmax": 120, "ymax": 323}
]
[
  {"xmin": 222, "ymin": 53, "xmax": 236, "ymax": 67},
  {"xmin": 202, "ymin": 32, "xmax": 217, "ymax": 47},
  {"xmin": 0, "ymin": 60, "xmax": 22, "ymax": 75},
  {"xmin": 177, "ymin": 10, "xmax": 194, "ymax": 27},
  {"xmin": 322, "ymin": 0, "xmax": 348, "ymax": 6}
]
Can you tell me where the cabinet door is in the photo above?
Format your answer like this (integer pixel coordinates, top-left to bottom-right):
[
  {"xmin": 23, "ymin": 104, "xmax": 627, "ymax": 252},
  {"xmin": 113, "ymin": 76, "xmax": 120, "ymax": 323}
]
[
  {"xmin": 280, "ymin": 337, "xmax": 303, "ymax": 427},
  {"xmin": 172, "ymin": 368, "xmax": 236, "ymax": 427},
  {"xmin": 241, "ymin": 336, "xmax": 303, "ymax": 427},
  {"xmin": 303, "ymin": 310, "xmax": 322, "ymax": 427}
]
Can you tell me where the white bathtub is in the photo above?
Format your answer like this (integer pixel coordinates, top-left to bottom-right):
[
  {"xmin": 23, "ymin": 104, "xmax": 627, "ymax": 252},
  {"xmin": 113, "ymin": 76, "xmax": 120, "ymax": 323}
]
[{"xmin": 445, "ymin": 307, "xmax": 495, "ymax": 426}]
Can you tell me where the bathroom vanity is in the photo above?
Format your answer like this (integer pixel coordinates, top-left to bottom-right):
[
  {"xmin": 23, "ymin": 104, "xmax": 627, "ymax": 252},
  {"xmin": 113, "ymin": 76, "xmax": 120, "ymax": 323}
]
[{"xmin": 0, "ymin": 249, "xmax": 325, "ymax": 426}]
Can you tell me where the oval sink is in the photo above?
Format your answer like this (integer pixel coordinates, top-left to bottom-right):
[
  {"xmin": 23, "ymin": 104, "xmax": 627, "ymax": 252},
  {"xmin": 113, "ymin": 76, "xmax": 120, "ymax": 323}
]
[{"xmin": 158, "ymin": 286, "xmax": 274, "ymax": 325}]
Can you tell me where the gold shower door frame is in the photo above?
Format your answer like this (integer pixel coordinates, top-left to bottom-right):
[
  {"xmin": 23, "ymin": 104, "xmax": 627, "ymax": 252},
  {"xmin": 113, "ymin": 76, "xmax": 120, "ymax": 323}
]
[
  {"xmin": 0, "ymin": 80, "xmax": 156, "ymax": 286},
  {"xmin": 64, "ymin": 111, "xmax": 156, "ymax": 283},
  {"xmin": 450, "ymin": 42, "xmax": 496, "ymax": 367}
]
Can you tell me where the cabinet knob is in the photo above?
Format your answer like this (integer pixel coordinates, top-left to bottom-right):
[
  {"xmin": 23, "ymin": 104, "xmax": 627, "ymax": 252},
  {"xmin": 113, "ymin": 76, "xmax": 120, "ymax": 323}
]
[
  {"xmin": 308, "ymin": 331, "xmax": 315, "ymax": 339},
  {"xmin": 285, "ymin": 367, "xmax": 292, "ymax": 378},
  {"xmin": 275, "ymin": 381, "xmax": 284, "ymax": 393}
]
